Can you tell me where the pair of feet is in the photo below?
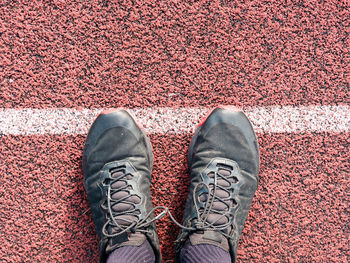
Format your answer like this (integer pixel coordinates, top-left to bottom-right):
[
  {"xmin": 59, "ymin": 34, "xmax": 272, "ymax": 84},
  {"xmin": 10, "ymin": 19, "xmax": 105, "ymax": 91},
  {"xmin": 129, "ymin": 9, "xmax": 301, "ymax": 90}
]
[{"xmin": 82, "ymin": 107, "xmax": 260, "ymax": 263}]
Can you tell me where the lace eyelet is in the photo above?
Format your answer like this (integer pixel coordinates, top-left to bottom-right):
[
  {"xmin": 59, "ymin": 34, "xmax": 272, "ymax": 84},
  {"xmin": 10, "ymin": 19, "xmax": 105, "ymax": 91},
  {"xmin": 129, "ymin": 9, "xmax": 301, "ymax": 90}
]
[
  {"xmin": 102, "ymin": 178, "xmax": 109, "ymax": 186},
  {"xmin": 232, "ymin": 176, "xmax": 239, "ymax": 184}
]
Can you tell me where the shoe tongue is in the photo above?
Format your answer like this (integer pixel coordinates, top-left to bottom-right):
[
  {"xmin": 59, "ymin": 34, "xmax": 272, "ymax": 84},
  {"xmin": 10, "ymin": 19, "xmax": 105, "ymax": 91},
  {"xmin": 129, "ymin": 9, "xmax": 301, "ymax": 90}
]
[
  {"xmin": 124, "ymin": 232, "xmax": 147, "ymax": 246},
  {"xmin": 189, "ymin": 230, "xmax": 229, "ymax": 252},
  {"xmin": 106, "ymin": 232, "xmax": 147, "ymax": 253}
]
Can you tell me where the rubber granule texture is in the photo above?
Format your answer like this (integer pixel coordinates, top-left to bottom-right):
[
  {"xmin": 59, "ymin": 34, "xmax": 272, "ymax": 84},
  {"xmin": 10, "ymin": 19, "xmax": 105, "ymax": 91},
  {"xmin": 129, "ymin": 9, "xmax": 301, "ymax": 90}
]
[
  {"xmin": 0, "ymin": 0, "xmax": 349, "ymax": 262},
  {"xmin": 0, "ymin": 133, "xmax": 349, "ymax": 262},
  {"xmin": 0, "ymin": 0, "xmax": 349, "ymax": 108}
]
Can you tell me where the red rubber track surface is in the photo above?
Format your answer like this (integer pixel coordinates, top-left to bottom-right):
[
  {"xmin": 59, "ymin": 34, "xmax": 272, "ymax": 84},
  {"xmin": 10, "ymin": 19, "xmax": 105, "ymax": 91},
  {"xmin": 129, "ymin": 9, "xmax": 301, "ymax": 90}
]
[
  {"xmin": 0, "ymin": 134, "xmax": 349, "ymax": 262},
  {"xmin": 0, "ymin": 0, "xmax": 349, "ymax": 108},
  {"xmin": 0, "ymin": 1, "xmax": 349, "ymax": 262}
]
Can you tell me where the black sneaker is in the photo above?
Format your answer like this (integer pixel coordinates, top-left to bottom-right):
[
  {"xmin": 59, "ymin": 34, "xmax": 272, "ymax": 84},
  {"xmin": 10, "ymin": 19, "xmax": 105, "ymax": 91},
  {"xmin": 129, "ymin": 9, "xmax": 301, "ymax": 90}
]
[
  {"xmin": 82, "ymin": 109, "xmax": 162, "ymax": 263},
  {"xmin": 175, "ymin": 107, "xmax": 260, "ymax": 262}
]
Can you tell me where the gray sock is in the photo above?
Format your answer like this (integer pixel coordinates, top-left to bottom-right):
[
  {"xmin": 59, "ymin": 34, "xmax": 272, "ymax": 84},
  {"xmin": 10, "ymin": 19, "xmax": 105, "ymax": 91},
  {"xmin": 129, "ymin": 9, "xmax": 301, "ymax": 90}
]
[
  {"xmin": 180, "ymin": 240, "xmax": 231, "ymax": 263},
  {"xmin": 107, "ymin": 239, "xmax": 155, "ymax": 263}
]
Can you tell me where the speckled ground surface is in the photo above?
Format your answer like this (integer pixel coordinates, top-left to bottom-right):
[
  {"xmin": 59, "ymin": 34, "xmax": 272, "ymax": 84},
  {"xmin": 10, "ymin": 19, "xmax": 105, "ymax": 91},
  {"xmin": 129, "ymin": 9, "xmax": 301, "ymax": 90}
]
[
  {"xmin": 0, "ymin": 1, "xmax": 349, "ymax": 262},
  {"xmin": 1, "ymin": 0, "xmax": 348, "ymax": 108}
]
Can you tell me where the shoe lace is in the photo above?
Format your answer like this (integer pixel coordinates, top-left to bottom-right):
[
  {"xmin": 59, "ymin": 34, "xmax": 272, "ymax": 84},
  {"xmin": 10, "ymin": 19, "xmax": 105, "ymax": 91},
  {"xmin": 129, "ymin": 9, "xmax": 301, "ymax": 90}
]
[
  {"xmin": 101, "ymin": 166, "xmax": 164, "ymax": 238},
  {"xmin": 192, "ymin": 164, "xmax": 238, "ymax": 238},
  {"xmin": 168, "ymin": 162, "xmax": 238, "ymax": 240},
  {"xmin": 102, "ymin": 162, "xmax": 238, "ymax": 241}
]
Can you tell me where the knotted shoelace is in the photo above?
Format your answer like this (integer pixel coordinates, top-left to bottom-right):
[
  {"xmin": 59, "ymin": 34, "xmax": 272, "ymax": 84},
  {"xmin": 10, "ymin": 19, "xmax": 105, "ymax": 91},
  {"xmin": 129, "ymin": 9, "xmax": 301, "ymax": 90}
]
[{"xmin": 101, "ymin": 164, "xmax": 238, "ymax": 240}]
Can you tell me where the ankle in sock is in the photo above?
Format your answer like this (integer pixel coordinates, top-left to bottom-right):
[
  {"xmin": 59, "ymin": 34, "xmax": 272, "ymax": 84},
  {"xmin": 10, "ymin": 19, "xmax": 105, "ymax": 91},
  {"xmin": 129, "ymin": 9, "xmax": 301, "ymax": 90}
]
[
  {"xmin": 107, "ymin": 239, "xmax": 155, "ymax": 263},
  {"xmin": 180, "ymin": 240, "xmax": 231, "ymax": 263}
]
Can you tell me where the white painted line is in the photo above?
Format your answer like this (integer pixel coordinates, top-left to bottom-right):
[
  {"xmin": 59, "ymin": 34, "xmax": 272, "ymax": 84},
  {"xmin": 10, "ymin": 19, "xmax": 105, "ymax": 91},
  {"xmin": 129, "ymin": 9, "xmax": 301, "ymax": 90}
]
[{"xmin": 0, "ymin": 106, "xmax": 349, "ymax": 135}]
